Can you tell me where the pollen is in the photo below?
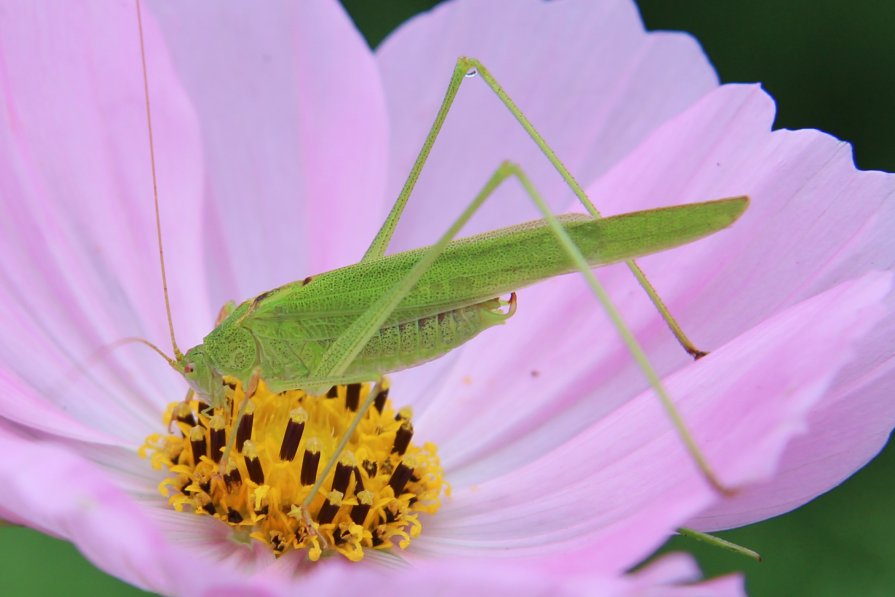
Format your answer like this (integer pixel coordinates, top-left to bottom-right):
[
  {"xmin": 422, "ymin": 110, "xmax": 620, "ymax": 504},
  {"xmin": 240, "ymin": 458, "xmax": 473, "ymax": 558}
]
[{"xmin": 141, "ymin": 378, "xmax": 444, "ymax": 561}]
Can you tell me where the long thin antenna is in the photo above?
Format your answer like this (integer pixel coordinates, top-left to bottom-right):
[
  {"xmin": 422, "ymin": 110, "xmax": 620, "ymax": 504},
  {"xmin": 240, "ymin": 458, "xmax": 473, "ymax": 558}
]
[
  {"xmin": 98, "ymin": 337, "xmax": 177, "ymax": 369},
  {"xmin": 135, "ymin": 0, "xmax": 182, "ymax": 360}
]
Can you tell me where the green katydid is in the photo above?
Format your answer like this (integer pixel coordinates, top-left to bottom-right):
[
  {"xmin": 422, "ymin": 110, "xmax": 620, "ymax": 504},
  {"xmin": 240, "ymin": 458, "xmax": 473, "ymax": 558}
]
[{"xmin": 133, "ymin": 1, "xmax": 747, "ymax": 521}]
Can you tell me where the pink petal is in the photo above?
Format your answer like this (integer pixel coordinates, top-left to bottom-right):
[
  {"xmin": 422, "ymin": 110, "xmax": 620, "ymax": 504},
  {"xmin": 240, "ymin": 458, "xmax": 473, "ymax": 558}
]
[
  {"xmin": 0, "ymin": 369, "xmax": 119, "ymax": 445},
  {"xmin": 582, "ymin": 84, "xmax": 895, "ymax": 524},
  {"xmin": 409, "ymin": 78, "xmax": 895, "ymax": 528},
  {"xmin": 0, "ymin": 422, "xmax": 740, "ymax": 596},
  {"xmin": 398, "ymin": 552, "xmax": 743, "ymax": 597},
  {"xmin": 0, "ymin": 423, "xmax": 249, "ymax": 595},
  {"xmin": 0, "ymin": 1, "xmax": 210, "ymax": 441},
  {"xmin": 148, "ymin": 0, "xmax": 390, "ymax": 305},
  {"xmin": 2, "ymin": 0, "xmax": 892, "ymax": 592},
  {"xmin": 416, "ymin": 273, "xmax": 889, "ymax": 574}
]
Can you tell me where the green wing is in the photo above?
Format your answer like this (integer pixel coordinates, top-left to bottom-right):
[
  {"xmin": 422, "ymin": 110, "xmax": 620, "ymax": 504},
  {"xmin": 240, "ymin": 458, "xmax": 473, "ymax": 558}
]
[{"xmin": 227, "ymin": 197, "xmax": 748, "ymax": 387}]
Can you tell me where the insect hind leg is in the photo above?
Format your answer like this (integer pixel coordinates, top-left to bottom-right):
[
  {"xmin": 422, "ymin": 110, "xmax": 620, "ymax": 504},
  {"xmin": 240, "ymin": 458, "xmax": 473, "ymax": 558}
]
[
  {"xmin": 479, "ymin": 161, "xmax": 734, "ymax": 495},
  {"xmin": 305, "ymin": 161, "xmax": 734, "ymax": 508},
  {"xmin": 363, "ymin": 56, "xmax": 707, "ymax": 359}
]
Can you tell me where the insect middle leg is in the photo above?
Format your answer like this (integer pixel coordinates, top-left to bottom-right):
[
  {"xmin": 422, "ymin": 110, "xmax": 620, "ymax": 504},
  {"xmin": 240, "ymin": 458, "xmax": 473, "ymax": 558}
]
[{"xmin": 363, "ymin": 56, "xmax": 707, "ymax": 359}]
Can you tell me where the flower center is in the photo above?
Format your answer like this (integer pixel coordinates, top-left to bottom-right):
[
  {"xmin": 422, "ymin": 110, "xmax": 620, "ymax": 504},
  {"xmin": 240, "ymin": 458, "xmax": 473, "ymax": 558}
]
[{"xmin": 140, "ymin": 378, "xmax": 444, "ymax": 561}]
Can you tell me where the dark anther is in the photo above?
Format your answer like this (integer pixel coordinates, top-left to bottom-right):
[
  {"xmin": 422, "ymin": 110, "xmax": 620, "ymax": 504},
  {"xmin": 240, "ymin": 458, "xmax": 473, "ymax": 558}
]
[
  {"xmin": 243, "ymin": 442, "xmax": 264, "ymax": 484},
  {"xmin": 189, "ymin": 426, "xmax": 207, "ymax": 464},
  {"xmin": 317, "ymin": 492, "xmax": 343, "ymax": 525},
  {"xmin": 235, "ymin": 403, "xmax": 254, "ymax": 451},
  {"xmin": 271, "ymin": 534, "xmax": 285, "ymax": 553},
  {"xmin": 300, "ymin": 443, "xmax": 321, "ymax": 486},
  {"xmin": 201, "ymin": 502, "xmax": 217, "ymax": 516},
  {"xmin": 225, "ymin": 467, "xmax": 243, "ymax": 490},
  {"xmin": 332, "ymin": 460, "xmax": 354, "ymax": 494},
  {"xmin": 227, "ymin": 509, "xmax": 244, "ymax": 524},
  {"xmin": 326, "ymin": 386, "xmax": 339, "ymax": 398},
  {"xmin": 353, "ymin": 467, "xmax": 365, "ymax": 493},
  {"xmin": 279, "ymin": 409, "xmax": 306, "ymax": 461},
  {"xmin": 245, "ymin": 457, "xmax": 264, "ymax": 485},
  {"xmin": 388, "ymin": 461, "xmax": 414, "ymax": 496},
  {"xmin": 173, "ymin": 402, "xmax": 196, "ymax": 428},
  {"xmin": 345, "ymin": 383, "xmax": 361, "ymax": 412},
  {"xmin": 209, "ymin": 426, "xmax": 226, "ymax": 463},
  {"xmin": 350, "ymin": 504, "xmax": 371, "ymax": 525},
  {"xmin": 392, "ymin": 420, "xmax": 413, "ymax": 456},
  {"xmin": 362, "ymin": 460, "xmax": 377, "ymax": 478},
  {"xmin": 350, "ymin": 491, "xmax": 373, "ymax": 525},
  {"xmin": 373, "ymin": 387, "xmax": 389, "ymax": 413}
]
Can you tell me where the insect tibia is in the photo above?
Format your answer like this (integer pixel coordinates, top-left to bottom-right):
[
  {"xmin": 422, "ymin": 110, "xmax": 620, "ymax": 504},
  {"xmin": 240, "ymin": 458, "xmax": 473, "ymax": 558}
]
[{"xmin": 115, "ymin": 337, "xmax": 177, "ymax": 368}]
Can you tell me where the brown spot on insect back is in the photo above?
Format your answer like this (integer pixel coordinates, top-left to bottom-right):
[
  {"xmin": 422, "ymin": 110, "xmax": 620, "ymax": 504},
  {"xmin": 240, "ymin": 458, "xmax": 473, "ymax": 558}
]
[{"xmin": 252, "ymin": 289, "xmax": 275, "ymax": 307}]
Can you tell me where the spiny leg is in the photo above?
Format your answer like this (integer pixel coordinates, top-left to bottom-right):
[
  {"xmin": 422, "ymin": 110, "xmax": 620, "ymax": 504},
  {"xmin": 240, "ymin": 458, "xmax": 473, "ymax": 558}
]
[
  {"xmin": 364, "ymin": 56, "xmax": 707, "ymax": 359},
  {"xmin": 304, "ymin": 161, "xmax": 733, "ymax": 510}
]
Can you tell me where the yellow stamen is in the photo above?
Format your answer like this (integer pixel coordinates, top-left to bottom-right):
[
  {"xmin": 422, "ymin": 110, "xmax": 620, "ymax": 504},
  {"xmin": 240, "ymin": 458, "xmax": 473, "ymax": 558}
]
[{"xmin": 141, "ymin": 378, "xmax": 444, "ymax": 561}]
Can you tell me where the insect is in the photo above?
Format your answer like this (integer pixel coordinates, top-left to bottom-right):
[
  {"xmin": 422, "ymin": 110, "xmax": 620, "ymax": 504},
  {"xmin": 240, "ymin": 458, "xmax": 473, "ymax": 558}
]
[{"xmin": 132, "ymin": 1, "xmax": 746, "ymax": 507}]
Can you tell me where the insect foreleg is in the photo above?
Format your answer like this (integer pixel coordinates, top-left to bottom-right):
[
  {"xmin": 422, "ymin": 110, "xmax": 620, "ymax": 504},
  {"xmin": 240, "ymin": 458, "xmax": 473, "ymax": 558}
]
[{"xmin": 364, "ymin": 56, "xmax": 707, "ymax": 358}]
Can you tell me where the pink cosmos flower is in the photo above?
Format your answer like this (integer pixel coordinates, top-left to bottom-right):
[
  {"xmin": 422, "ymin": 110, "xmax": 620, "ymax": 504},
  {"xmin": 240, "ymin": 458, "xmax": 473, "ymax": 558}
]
[{"xmin": 1, "ymin": 0, "xmax": 893, "ymax": 594}]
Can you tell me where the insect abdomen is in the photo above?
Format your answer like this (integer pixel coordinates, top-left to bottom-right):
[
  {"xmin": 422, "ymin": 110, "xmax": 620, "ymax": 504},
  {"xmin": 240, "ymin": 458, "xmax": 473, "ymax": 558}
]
[{"xmin": 352, "ymin": 298, "xmax": 510, "ymax": 374}]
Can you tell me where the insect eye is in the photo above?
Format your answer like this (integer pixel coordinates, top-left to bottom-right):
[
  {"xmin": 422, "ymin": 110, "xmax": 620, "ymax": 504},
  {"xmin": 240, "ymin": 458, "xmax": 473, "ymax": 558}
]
[{"xmin": 184, "ymin": 364, "xmax": 194, "ymax": 374}]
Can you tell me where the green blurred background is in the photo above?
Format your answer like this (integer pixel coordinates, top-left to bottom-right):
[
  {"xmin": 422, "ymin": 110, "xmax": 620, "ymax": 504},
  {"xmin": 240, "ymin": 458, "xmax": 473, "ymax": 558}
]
[{"xmin": 3, "ymin": 1, "xmax": 892, "ymax": 595}]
